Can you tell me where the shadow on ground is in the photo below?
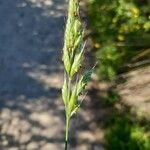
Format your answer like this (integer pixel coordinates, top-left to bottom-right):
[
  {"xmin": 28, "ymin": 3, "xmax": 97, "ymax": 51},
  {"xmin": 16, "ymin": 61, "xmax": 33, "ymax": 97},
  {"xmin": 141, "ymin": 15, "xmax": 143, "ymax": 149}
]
[{"xmin": 0, "ymin": 0, "xmax": 65, "ymax": 149}]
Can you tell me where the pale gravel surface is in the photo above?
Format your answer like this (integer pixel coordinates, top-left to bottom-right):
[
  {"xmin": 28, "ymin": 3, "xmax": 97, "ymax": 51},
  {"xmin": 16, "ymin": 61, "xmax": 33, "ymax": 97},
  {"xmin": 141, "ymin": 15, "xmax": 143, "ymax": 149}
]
[
  {"xmin": 117, "ymin": 66, "xmax": 150, "ymax": 118},
  {"xmin": 0, "ymin": 0, "xmax": 104, "ymax": 150}
]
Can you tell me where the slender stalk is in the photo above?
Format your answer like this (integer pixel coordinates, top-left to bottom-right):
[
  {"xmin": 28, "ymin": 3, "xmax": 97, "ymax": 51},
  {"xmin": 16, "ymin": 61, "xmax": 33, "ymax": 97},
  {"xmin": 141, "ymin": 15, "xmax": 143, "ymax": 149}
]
[
  {"xmin": 65, "ymin": 75, "xmax": 71, "ymax": 149},
  {"xmin": 65, "ymin": 116, "xmax": 70, "ymax": 150}
]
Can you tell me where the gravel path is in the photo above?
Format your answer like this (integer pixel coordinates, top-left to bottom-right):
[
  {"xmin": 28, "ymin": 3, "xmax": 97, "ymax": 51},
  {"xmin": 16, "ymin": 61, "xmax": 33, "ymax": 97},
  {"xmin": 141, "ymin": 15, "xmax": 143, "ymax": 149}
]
[
  {"xmin": 117, "ymin": 66, "xmax": 150, "ymax": 118},
  {"xmin": 0, "ymin": 0, "xmax": 103, "ymax": 150}
]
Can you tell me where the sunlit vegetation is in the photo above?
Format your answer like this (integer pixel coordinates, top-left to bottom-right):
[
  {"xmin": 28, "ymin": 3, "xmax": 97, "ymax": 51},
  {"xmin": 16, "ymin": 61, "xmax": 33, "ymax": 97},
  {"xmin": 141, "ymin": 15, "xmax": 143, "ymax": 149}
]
[
  {"xmin": 88, "ymin": 0, "xmax": 150, "ymax": 149},
  {"xmin": 88, "ymin": 0, "xmax": 150, "ymax": 80},
  {"xmin": 106, "ymin": 116, "xmax": 150, "ymax": 150}
]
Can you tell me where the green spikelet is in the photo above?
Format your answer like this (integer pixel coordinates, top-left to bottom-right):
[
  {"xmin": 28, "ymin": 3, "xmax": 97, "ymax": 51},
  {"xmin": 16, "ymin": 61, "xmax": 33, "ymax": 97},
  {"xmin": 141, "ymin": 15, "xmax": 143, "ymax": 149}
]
[{"xmin": 63, "ymin": 0, "xmax": 84, "ymax": 77}]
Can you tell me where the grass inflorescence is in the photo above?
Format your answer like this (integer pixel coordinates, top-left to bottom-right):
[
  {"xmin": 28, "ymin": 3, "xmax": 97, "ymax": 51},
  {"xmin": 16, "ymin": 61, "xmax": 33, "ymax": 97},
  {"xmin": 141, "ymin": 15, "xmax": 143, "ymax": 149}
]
[{"xmin": 62, "ymin": 0, "xmax": 92, "ymax": 149}]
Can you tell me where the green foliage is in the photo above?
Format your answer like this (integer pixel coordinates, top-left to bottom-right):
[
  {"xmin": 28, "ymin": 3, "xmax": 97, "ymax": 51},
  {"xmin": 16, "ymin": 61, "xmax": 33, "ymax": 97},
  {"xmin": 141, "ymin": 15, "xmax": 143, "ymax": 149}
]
[
  {"xmin": 104, "ymin": 90, "xmax": 120, "ymax": 105},
  {"xmin": 97, "ymin": 45, "xmax": 124, "ymax": 80},
  {"xmin": 88, "ymin": 0, "xmax": 150, "ymax": 80},
  {"xmin": 106, "ymin": 117, "xmax": 150, "ymax": 150}
]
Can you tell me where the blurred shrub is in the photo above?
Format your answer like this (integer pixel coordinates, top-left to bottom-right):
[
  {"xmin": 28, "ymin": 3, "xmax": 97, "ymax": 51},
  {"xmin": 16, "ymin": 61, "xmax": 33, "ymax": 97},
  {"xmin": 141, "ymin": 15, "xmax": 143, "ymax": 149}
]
[
  {"xmin": 102, "ymin": 89, "xmax": 120, "ymax": 106},
  {"xmin": 97, "ymin": 45, "xmax": 124, "ymax": 79},
  {"xmin": 88, "ymin": 0, "xmax": 150, "ymax": 80},
  {"xmin": 106, "ymin": 117, "xmax": 150, "ymax": 150}
]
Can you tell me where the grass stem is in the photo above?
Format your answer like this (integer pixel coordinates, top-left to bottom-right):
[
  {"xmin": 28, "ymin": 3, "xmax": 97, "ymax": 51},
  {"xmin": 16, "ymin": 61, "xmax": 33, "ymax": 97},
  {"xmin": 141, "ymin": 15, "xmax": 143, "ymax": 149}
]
[{"xmin": 65, "ymin": 116, "xmax": 70, "ymax": 150}]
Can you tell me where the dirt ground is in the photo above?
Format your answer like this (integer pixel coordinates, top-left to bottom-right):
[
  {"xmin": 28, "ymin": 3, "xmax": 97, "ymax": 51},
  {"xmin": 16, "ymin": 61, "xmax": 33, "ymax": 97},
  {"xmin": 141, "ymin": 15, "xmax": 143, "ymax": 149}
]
[{"xmin": 117, "ymin": 65, "xmax": 150, "ymax": 118}]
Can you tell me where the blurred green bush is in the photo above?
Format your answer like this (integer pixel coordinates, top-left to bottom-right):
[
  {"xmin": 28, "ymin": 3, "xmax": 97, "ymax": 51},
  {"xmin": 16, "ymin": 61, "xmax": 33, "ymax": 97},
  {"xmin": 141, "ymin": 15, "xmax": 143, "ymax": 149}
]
[
  {"xmin": 105, "ymin": 116, "xmax": 150, "ymax": 150},
  {"xmin": 88, "ymin": 0, "xmax": 150, "ymax": 80}
]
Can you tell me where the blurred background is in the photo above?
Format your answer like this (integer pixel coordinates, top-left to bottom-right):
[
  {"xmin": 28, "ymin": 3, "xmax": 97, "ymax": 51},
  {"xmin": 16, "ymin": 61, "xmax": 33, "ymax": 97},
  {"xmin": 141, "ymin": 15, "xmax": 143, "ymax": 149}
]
[{"xmin": 0, "ymin": 0, "xmax": 150, "ymax": 150}]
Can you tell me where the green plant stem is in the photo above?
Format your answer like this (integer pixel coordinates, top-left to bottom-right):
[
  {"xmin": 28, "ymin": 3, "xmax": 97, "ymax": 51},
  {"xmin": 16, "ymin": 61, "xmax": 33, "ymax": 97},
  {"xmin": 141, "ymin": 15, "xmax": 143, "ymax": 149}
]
[
  {"xmin": 65, "ymin": 116, "xmax": 70, "ymax": 150},
  {"xmin": 65, "ymin": 75, "xmax": 71, "ymax": 150}
]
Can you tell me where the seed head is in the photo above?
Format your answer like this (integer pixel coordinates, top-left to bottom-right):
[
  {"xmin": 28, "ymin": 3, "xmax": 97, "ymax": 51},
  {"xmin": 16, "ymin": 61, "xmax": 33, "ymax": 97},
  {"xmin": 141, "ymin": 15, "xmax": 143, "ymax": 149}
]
[{"xmin": 63, "ymin": 0, "xmax": 84, "ymax": 76}]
